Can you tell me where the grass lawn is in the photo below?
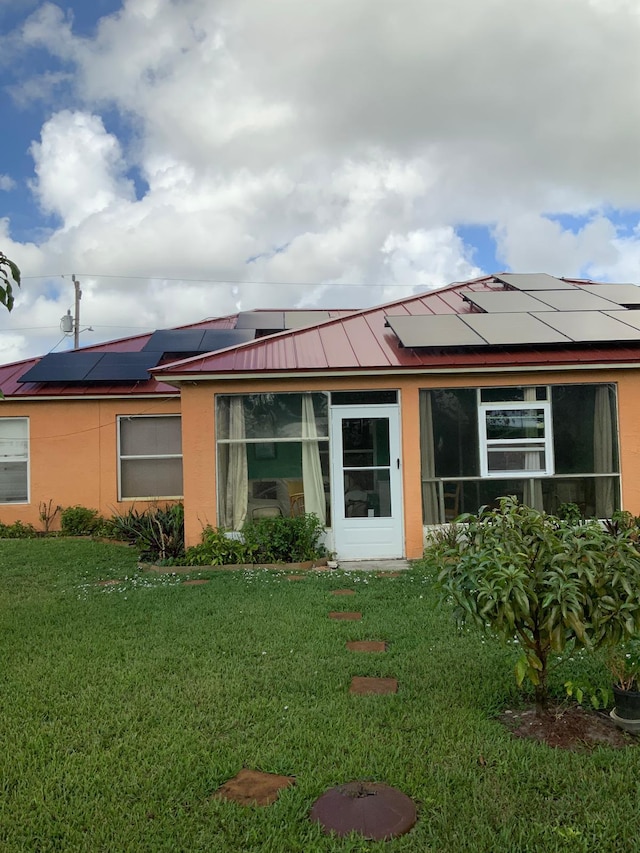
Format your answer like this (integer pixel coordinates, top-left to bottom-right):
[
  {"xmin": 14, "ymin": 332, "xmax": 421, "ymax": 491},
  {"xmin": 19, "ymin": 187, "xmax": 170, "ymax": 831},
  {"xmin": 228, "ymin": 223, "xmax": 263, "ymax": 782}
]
[{"xmin": 1, "ymin": 539, "xmax": 638, "ymax": 852}]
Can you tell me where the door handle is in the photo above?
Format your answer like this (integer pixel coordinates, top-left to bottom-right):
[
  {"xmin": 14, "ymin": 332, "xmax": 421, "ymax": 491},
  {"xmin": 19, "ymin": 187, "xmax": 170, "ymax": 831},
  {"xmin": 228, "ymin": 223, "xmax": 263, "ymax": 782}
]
[{"xmin": 397, "ymin": 458, "xmax": 400, "ymax": 469}]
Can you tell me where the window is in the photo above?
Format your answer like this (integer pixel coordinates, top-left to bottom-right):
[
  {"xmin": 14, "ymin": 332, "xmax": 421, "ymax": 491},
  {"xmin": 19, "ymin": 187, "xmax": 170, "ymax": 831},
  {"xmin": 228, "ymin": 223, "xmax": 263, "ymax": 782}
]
[
  {"xmin": 0, "ymin": 418, "xmax": 28, "ymax": 503},
  {"xmin": 478, "ymin": 400, "xmax": 553, "ymax": 477},
  {"xmin": 118, "ymin": 415, "xmax": 182, "ymax": 499},
  {"xmin": 216, "ymin": 393, "xmax": 330, "ymax": 528},
  {"xmin": 420, "ymin": 384, "xmax": 619, "ymax": 523}
]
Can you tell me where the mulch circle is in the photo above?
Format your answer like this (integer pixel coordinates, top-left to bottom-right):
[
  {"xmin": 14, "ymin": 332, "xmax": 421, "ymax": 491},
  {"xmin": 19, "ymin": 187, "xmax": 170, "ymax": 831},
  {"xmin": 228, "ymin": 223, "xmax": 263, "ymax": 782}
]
[
  {"xmin": 350, "ymin": 677, "xmax": 398, "ymax": 695},
  {"xmin": 211, "ymin": 768, "xmax": 295, "ymax": 806},
  {"xmin": 310, "ymin": 781, "xmax": 416, "ymax": 840},
  {"xmin": 182, "ymin": 579, "xmax": 209, "ymax": 586},
  {"xmin": 347, "ymin": 641, "xmax": 387, "ymax": 653},
  {"xmin": 498, "ymin": 705, "xmax": 638, "ymax": 750},
  {"xmin": 331, "ymin": 589, "xmax": 356, "ymax": 596},
  {"xmin": 329, "ymin": 612, "xmax": 362, "ymax": 621}
]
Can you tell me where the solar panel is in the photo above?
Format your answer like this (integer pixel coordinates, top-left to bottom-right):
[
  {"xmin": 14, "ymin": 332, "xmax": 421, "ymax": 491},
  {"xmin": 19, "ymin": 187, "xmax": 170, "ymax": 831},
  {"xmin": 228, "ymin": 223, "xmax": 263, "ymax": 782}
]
[
  {"xmin": 460, "ymin": 291, "xmax": 549, "ymax": 313},
  {"xmin": 529, "ymin": 290, "xmax": 621, "ymax": 311},
  {"xmin": 603, "ymin": 311, "xmax": 640, "ymax": 331},
  {"xmin": 385, "ymin": 314, "xmax": 486, "ymax": 347},
  {"xmin": 494, "ymin": 273, "xmax": 574, "ymax": 291},
  {"xmin": 19, "ymin": 352, "xmax": 104, "ymax": 383},
  {"xmin": 84, "ymin": 352, "xmax": 160, "ymax": 381},
  {"xmin": 462, "ymin": 313, "xmax": 571, "ymax": 345},
  {"xmin": 532, "ymin": 311, "xmax": 640, "ymax": 342},
  {"xmin": 143, "ymin": 330, "xmax": 206, "ymax": 352},
  {"xmin": 235, "ymin": 311, "xmax": 285, "ymax": 330},
  {"xmin": 579, "ymin": 284, "xmax": 640, "ymax": 306},
  {"xmin": 284, "ymin": 311, "xmax": 331, "ymax": 328},
  {"xmin": 200, "ymin": 329, "xmax": 255, "ymax": 349}
]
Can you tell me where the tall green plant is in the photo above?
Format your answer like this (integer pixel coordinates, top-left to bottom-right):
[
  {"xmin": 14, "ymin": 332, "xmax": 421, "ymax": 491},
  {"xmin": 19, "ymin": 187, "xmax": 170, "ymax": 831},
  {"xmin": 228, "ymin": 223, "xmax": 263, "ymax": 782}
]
[
  {"xmin": 109, "ymin": 504, "xmax": 185, "ymax": 563},
  {"xmin": 429, "ymin": 497, "xmax": 640, "ymax": 712}
]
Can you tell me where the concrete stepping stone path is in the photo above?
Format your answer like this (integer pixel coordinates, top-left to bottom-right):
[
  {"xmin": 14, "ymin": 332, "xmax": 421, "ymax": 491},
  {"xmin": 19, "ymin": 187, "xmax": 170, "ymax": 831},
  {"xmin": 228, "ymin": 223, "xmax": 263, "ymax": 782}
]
[{"xmin": 350, "ymin": 676, "xmax": 398, "ymax": 695}]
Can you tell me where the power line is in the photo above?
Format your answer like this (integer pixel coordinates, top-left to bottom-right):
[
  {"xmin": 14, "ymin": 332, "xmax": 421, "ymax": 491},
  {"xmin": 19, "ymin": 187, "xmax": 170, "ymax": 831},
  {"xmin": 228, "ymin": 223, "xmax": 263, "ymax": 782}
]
[{"xmin": 20, "ymin": 273, "xmax": 422, "ymax": 288}]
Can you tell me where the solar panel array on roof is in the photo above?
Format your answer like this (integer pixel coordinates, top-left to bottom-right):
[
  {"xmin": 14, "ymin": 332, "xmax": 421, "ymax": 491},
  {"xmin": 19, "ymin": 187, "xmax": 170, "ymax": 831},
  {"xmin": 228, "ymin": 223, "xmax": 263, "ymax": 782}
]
[
  {"xmin": 579, "ymin": 284, "xmax": 640, "ymax": 306},
  {"xmin": 385, "ymin": 314, "xmax": 486, "ymax": 347},
  {"xmin": 534, "ymin": 311, "xmax": 640, "ymax": 342},
  {"xmin": 461, "ymin": 291, "xmax": 550, "ymax": 313},
  {"xmin": 235, "ymin": 312, "xmax": 285, "ymax": 330},
  {"xmin": 462, "ymin": 313, "xmax": 571, "ymax": 345},
  {"xmin": 494, "ymin": 273, "xmax": 574, "ymax": 291},
  {"xmin": 20, "ymin": 352, "xmax": 104, "ymax": 383},
  {"xmin": 144, "ymin": 328, "xmax": 254, "ymax": 353},
  {"xmin": 84, "ymin": 352, "xmax": 159, "ymax": 381},
  {"xmin": 531, "ymin": 290, "xmax": 620, "ymax": 311},
  {"xmin": 284, "ymin": 311, "xmax": 331, "ymax": 328}
]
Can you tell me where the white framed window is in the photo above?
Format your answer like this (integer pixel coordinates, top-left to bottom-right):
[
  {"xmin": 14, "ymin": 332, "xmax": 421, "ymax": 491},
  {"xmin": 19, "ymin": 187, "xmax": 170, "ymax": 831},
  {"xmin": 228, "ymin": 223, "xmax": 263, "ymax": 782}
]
[
  {"xmin": 118, "ymin": 415, "xmax": 183, "ymax": 500},
  {"xmin": 0, "ymin": 417, "xmax": 29, "ymax": 503},
  {"xmin": 478, "ymin": 400, "xmax": 553, "ymax": 478}
]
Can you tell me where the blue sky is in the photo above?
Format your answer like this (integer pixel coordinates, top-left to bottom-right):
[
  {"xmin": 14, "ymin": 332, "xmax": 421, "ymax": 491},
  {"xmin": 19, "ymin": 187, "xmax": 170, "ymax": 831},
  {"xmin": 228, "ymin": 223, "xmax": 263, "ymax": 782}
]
[{"xmin": 1, "ymin": 0, "xmax": 640, "ymax": 361}]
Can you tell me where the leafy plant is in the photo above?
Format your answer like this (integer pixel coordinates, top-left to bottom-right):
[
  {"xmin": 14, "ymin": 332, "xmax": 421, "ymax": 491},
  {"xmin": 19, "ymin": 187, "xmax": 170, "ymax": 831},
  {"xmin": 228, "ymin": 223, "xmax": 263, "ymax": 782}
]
[
  {"xmin": 0, "ymin": 519, "xmax": 38, "ymax": 539},
  {"xmin": 0, "ymin": 251, "xmax": 20, "ymax": 312},
  {"xmin": 183, "ymin": 513, "xmax": 326, "ymax": 566},
  {"xmin": 607, "ymin": 639, "xmax": 640, "ymax": 691},
  {"xmin": 555, "ymin": 502, "xmax": 582, "ymax": 525},
  {"xmin": 564, "ymin": 678, "xmax": 612, "ymax": 710},
  {"xmin": 60, "ymin": 505, "xmax": 102, "ymax": 536},
  {"xmin": 109, "ymin": 503, "xmax": 185, "ymax": 563},
  {"xmin": 428, "ymin": 496, "xmax": 640, "ymax": 712}
]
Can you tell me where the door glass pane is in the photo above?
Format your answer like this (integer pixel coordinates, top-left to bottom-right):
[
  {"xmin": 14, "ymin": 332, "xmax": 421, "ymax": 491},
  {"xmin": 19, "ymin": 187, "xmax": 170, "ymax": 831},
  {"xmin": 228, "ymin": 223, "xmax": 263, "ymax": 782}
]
[
  {"xmin": 343, "ymin": 469, "xmax": 391, "ymax": 517},
  {"xmin": 342, "ymin": 418, "xmax": 390, "ymax": 468}
]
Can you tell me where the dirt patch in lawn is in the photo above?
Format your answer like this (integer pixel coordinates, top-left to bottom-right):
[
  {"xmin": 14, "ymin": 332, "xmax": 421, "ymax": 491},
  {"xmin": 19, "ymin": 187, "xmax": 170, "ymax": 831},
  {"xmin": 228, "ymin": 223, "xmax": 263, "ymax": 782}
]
[
  {"xmin": 498, "ymin": 704, "xmax": 638, "ymax": 750},
  {"xmin": 211, "ymin": 768, "xmax": 295, "ymax": 806}
]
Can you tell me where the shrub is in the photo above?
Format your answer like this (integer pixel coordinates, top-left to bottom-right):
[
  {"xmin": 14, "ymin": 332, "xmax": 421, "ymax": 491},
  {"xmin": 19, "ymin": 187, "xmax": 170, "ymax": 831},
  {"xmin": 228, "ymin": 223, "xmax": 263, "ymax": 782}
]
[
  {"xmin": 60, "ymin": 505, "xmax": 102, "ymax": 536},
  {"xmin": 183, "ymin": 513, "xmax": 326, "ymax": 566},
  {"xmin": 0, "ymin": 520, "xmax": 38, "ymax": 539},
  {"xmin": 109, "ymin": 504, "xmax": 185, "ymax": 563},
  {"xmin": 428, "ymin": 496, "xmax": 640, "ymax": 712}
]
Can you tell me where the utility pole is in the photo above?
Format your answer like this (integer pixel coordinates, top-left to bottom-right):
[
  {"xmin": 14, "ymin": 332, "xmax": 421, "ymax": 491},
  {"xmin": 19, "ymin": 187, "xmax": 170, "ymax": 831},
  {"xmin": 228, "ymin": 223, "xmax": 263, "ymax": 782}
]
[{"xmin": 72, "ymin": 274, "xmax": 81, "ymax": 349}]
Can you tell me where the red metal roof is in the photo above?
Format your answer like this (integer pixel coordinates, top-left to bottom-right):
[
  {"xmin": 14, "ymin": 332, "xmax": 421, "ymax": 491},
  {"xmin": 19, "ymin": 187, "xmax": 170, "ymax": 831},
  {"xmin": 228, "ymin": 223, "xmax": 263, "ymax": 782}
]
[{"xmin": 156, "ymin": 276, "xmax": 640, "ymax": 378}]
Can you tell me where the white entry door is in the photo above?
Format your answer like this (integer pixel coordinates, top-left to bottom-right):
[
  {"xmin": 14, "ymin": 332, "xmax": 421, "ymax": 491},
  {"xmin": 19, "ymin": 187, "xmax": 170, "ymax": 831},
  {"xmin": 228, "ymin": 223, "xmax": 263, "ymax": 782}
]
[{"xmin": 330, "ymin": 404, "xmax": 404, "ymax": 560}]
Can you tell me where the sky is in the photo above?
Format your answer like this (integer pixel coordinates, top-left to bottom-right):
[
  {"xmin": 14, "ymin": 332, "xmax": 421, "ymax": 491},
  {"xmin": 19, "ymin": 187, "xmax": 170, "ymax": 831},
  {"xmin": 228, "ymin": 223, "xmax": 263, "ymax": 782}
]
[{"xmin": 1, "ymin": 0, "xmax": 640, "ymax": 362}]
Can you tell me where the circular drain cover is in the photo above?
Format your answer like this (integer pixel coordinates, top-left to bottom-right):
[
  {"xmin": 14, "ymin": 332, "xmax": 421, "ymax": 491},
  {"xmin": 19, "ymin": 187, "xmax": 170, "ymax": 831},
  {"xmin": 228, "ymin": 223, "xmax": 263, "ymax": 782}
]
[{"xmin": 310, "ymin": 781, "xmax": 416, "ymax": 840}]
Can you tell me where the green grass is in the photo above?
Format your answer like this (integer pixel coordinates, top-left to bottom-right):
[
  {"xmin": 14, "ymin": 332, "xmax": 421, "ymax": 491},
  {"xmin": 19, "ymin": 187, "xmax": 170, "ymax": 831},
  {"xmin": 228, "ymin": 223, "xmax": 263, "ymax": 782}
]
[{"xmin": 0, "ymin": 539, "xmax": 638, "ymax": 852}]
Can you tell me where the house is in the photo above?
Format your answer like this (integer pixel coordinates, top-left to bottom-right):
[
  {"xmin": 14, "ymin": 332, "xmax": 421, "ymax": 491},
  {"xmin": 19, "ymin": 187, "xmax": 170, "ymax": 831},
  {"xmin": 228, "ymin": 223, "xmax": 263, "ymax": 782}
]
[{"xmin": 1, "ymin": 273, "xmax": 639, "ymax": 560}]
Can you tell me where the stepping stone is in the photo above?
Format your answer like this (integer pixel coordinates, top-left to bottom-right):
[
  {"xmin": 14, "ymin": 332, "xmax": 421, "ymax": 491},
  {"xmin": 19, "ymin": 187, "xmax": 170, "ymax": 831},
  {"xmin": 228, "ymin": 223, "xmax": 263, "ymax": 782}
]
[
  {"xmin": 211, "ymin": 768, "xmax": 295, "ymax": 806},
  {"xmin": 285, "ymin": 575, "xmax": 306, "ymax": 581},
  {"xmin": 350, "ymin": 677, "xmax": 397, "ymax": 695},
  {"xmin": 329, "ymin": 612, "xmax": 362, "ymax": 621},
  {"xmin": 331, "ymin": 589, "xmax": 355, "ymax": 596},
  {"xmin": 183, "ymin": 579, "xmax": 209, "ymax": 585},
  {"xmin": 347, "ymin": 641, "xmax": 387, "ymax": 653},
  {"xmin": 311, "ymin": 781, "xmax": 416, "ymax": 840}
]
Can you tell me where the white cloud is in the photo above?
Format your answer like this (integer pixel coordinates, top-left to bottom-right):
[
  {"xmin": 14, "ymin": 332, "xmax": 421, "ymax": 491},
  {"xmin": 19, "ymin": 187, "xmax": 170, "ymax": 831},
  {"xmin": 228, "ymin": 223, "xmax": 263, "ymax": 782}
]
[
  {"xmin": 0, "ymin": 175, "xmax": 16, "ymax": 192},
  {"xmin": 2, "ymin": 0, "xmax": 640, "ymax": 360}
]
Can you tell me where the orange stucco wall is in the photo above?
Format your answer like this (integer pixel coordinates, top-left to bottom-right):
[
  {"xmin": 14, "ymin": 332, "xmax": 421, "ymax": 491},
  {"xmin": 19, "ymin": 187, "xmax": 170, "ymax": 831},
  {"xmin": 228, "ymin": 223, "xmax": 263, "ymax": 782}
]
[
  {"xmin": 3, "ymin": 365, "xmax": 640, "ymax": 559},
  {"xmin": 0, "ymin": 396, "xmax": 181, "ymax": 529}
]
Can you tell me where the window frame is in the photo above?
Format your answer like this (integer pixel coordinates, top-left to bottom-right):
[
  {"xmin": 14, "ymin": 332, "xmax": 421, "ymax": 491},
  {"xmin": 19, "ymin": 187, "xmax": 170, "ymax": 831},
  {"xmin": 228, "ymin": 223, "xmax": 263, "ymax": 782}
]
[
  {"xmin": 478, "ymin": 399, "xmax": 554, "ymax": 478},
  {"xmin": 117, "ymin": 414, "xmax": 183, "ymax": 501},
  {"xmin": 0, "ymin": 417, "xmax": 29, "ymax": 504}
]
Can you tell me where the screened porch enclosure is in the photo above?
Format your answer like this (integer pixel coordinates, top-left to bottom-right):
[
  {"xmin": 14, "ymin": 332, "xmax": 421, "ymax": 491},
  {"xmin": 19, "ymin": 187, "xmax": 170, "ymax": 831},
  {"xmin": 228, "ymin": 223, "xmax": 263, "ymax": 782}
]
[
  {"xmin": 216, "ymin": 393, "xmax": 329, "ymax": 529},
  {"xmin": 421, "ymin": 383, "xmax": 620, "ymax": 523}
]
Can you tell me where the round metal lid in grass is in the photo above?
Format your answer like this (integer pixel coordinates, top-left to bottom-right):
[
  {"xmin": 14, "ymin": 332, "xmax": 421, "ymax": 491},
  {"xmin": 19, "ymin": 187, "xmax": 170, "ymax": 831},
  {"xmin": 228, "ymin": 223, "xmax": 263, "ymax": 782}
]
[{"xmin": 310, "ymin": 781, "xmax": 416, "ymax": 840}]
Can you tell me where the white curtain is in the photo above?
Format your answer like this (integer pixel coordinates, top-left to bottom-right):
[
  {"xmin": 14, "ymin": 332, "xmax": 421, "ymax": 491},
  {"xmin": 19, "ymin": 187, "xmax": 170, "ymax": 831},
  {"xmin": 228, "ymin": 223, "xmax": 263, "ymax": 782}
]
[
  {"xmin": 594, "ymin": 385, "xmax": 614, "ymax": 518},
  {"xmin": 218, "ymin": 398, "xmax": 248, "ymax": 529},
  {"xmin": 420, "ymin": 391, "xmax": 440, "ymax": 523},
  {"xmin": 301, "ymin": 394, "xmax": 326, "ymax": 525},
  {"xmin": 524, "ymin": 388, "xmax": 544, "ymax": 511}
]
